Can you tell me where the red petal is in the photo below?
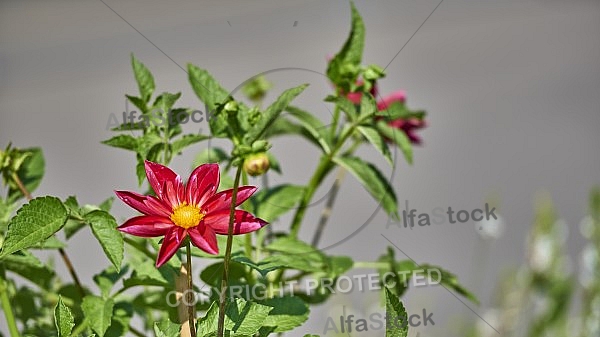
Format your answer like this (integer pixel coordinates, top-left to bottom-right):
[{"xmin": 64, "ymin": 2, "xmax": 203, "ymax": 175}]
[
  {"xmin": 202, "ymin": 186, "xmax": 257, "ymax": 213},
  {"xmin": 186, "ymin": 163, "xmax": 220, "ymax": 206},
  {"xmin": 117, "ymin": 215, "xmax": 174, "ymax": 237},
  {"xmin": 156, "ymin": 227, "xmax": 186, "ymax": 267},
  {"xmin": 144, "ymin": 160, "xmax": 183, "ymax": 203},
  {"xmin": 115, "ymin": 190, "xmax": 171, "ymax": 216},
  {"xmin": 204, "ymin": 210, "xmax": 267, "ymax": 235},
  {"xmin": 377, "ymin": 90, "xmax": 406, "ymax": 111},
  {"xmin": 188, "ymin": 225, "xmax": 219, "ymax": 255}
]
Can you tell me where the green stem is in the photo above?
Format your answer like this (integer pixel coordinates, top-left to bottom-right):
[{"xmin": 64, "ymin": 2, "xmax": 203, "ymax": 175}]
[
  {"xmin": 329, "ymin": 105, "xmax": 341, "ymax": 136},
  {"xmin": 353, "ymin": 261, "xmax": 389, "ymax": 269},
  {"xmin": 186, "ymin": 241, "xmax": 197, "ymax": 337},
  {"xmin": 289, "ymin": 155, "xmax": 333, "ymax": 238},
  {"xmin": 289, "ymin": 105, "xmax": 365, "ymax": 238},
  {"xmin": 311, "ymin": 168, "xmax": 346, "ymax": 247},
  {"xmin": 217, "ymin": 165, "xmax": 243, "ymax": 337},
  {"xmin": 0, "ymin": 268, "xmax": 20, "ymax": 337},
  {"xmin": 70, "ymin": 321, "xmax": 87, "ymax": 337}
]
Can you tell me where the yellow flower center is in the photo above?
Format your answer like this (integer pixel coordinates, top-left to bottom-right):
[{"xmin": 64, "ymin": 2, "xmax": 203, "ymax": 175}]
[{"xmin": 170, "ymin": 203, "xmax": 204, "ymax": 229}]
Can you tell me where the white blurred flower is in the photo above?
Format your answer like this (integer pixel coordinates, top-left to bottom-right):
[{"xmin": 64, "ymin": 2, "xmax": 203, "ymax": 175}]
[
  {"xmin": 477, "ymin": 308, "xmax": 500, "ymax": 337},
  {"xmin": 579, "ymin": 216, "xmax": 594, "ymax": 239},
  {"xmin": 579, "ymin": 244, "xmax": 597, "ymax": 288},
  {"xmin": 477, "ymin": 214, "xmax": 505, "ymax": 240},
  {"xmin": 529, "ymin": 236, "xmax": 553, "ymax": 272}
]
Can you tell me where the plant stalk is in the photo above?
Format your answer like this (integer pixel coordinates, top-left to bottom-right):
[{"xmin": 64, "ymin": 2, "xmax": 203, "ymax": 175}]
[
  {"xmin": 311, "ymin": 168, "xmax": 346, "ymax": 246},
  {"xmin": 186, "ymin": 241, "xmax": 197, "ymax": 337},
  {"xmin": 217, "ymin": 165, "xmax": 243, "ymax": 337},
  {"xmin": 0, "ymin": 267, "xmax": 20, "ymax": 337}
]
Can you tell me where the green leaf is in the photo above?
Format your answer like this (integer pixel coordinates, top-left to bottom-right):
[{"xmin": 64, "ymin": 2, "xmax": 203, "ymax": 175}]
[
  {"xmin": 253, "ymin": 185, "xmax": 305, "ymax": 222},
  {"xmin": 193, "ymin": 147, "xmax": 229, "ymax": 167},
  {"xmin": 2, "ymin": 250, "xmax": 54, "ymax": 288},
  {"xmin": 286, "ymin": 106, "xmax": 332, "ymax": 153},
  {"xmin": 126, "ymin": 94, "xmax": 147, "ymax": 113},
  {"xmin": 154, "ymin": 320, "xmax": 180, "ymax": 337},
  {"xmin": 85, "ymin": 210, "xmax": 123, "ymax": 272},
  {"xmin": 131, "ymin": 54, "xmax": 155, "ymax": 103},
  {"xmin": 93, "ymin": 266, "xmax": 129, "ymax": 299},
  {"xmin": 244, "ymin": 84, "xmax": 309, "ymax": 144},
  {"xmin": 326, "ymin": 1, "xmax": 365, "ymax": 86},
  {"xmin": 376, "ymin": 121, "xmax": 413, "ymax": 165},
  {"xmin": 385, "ymin": 287, "xmax": 408, "ymax": 337},
  {"xmin": 359, "ymin": 92, "xmax": 377, "ymax": 118},
  {"xmin": 7, "ymin": 147, "xmax": 45, "ymax": 203},
  {"xmin": 0, "ymin": 196, "xmax": 68, "ymax": 258},
  {"xmin": 171, "ymin": 134, "xmax": 209, "ymax": 154},
  {"xmin": 357, "ymin": 126, "xmax": 392, "ymax": 165},
  {"xmin": 188, "ymin": 64, "xmax": 231, "ymax": 113},
  {"xmin": 153, "ymin": 92, "xmax": 181, "ymax": 116},
  {"xmin": 101, "ymin": 135, "xmax": 138, "ymax": 152},
  {"xmin": 257, "ymin": 296, "xmax": 309, "ymax": 332},
  {"xmin": 332, "ymin": 155, "xmax": 399, "ymax": 220},
  {"xmin": 196, "ymin": 299, "xmax": 273, "ymax": 336},
  {"xmin": 325, "ymin": 95, "xmax": 357, "ymax": 122},
  {"xmin": 82, "ymin": 296, "xmax": 114, "ymax": 337},
  {"xmin": 54, "ymin": 296, "xmax": 75, "ymax": 337},
  {"xmin": 421, "ymin": 264, "xmax": 479, "ymax": 304}
]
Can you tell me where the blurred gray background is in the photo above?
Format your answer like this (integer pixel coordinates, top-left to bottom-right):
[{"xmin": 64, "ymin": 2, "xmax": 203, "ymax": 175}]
[{"xmin": 1, "ymin": 0, "xmax": 599, "ymax": 336}]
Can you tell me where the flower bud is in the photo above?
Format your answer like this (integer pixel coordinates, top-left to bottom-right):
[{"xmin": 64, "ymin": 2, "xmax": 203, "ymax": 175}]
[{"xmin": 243, "ymin": 153, "xmax": 270, "ymax": 176}]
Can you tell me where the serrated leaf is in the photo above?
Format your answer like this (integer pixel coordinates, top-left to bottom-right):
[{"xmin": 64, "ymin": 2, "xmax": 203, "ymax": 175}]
[
  {"xmin": 257, "ymin": 296, "xmax": 309, "ymax": 332},
  {"xmin": 7, "ymin": 147, "xmax": 44, "ymax": 203},
  {"xmin": 253, "ymin": 185, "xmax": 305, "ymax": 222},
  {"xmin": 385, "ymin": 287, "xmax": 408, "ymax": 337},
  {"xmin": 376, "ymin": 121, "xmax": 413, "ymax": 165},
  {"xmin": 244, "ymin": 84, "xmax": 309, "ymax": 144},
  {"xmin": 131, "ymin": 54, "xmax": 155, "ymax": 103},
  {"xmin": 0, "ymin": 196, "xmax": 68, "ymax": 258},
  {"xmin": 326, "ymin": 1, "xmax": 365, "ymax": 85},
  {"xmin": 171, "ymin": 134, "xmax": 209, "ymax": 154},
  {"xmin": 325, "ymin": 95, "xmax": 357, "ymax": 122},
  {"xmin": 101, "ymin": 135, "xmax": 138, "ymax": 152},
  {"xmin": 82, "ymin": 296, "xmax": 114, "ymax": 337},
  {"xmin": 332, "ymin": 155, "xmax": 399, "ymax": 220},
  {"xmin": 196, "ymin": 298, "xmax": 273, "ymax": 336},
  {"xmin": 154, "ymin": 320, "xmax": 181, "ymax": 337},
  {"xmin": 85, "ymin": 210, "xmax": 123, "ymax": 272},
  {"xmin": 357, "ymin": 126, "xmax": 392, "ymax": 165},
  {"xmin": 188, "ymin": 64, "xmax": 231, "ymax": 114},
  {"xmin": 286, "ymin": 106, "xmax": 332, "ymax": 153},
  {"xmin": 421, "ymin": 264, "xmax": 479, "ymax": 304},
  {"xmin": 54, "ymin": 296, "xmax": 75, "ymax": 337},
  {"xmin": 125, "ymin": 94, "xmax": 147, "ymax": 113}
]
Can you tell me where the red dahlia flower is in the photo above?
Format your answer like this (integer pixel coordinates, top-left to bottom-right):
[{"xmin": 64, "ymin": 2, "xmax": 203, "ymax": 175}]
[
  {"xmin": 115, "ymin": 161, "xmax": 267, "ymax": 267},
  {"xmin": 376, "ymin": 90, "xmax": 426, "ymax": 145}
]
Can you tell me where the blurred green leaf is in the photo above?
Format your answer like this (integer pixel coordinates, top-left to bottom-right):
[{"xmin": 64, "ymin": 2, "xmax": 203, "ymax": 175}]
[
  {"xmin": 357, "ymin": 126, "xmax": 392, "ymax": 165},
  {"xmin": 131, "ymin": 54, "xmax": 155, "ymax": 103},
  {"xmin": 82, "ymin": 296, "xmax": 114, "ymax": 337},
  {"xmin": 244, "ymin": 84, "xmax": 309, "ymax": 144},
  {"xmin": 286, "ymin": 106, "xmax": 332, "ymax": 153},
  {"xmin": 7, "ymin": 147, "xmax": 44, "ymax": 203},
  {"xmin": 154, "ymin": 320, "xmax": 180, "ymax": 337},
  {"xmin": 376, "ymin": 121, "xmax": 413, "ymax": 165},
  {"xmin": 253, "ymin": 184, "xmax": 305, "ymax": 222},
  {"xmin": 332, "ymin": 155, "xmax": 399, "ymax": 220},
  {"xmin": 171, "ymin": 134, "xmax": 209, "ymax": 155}
]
